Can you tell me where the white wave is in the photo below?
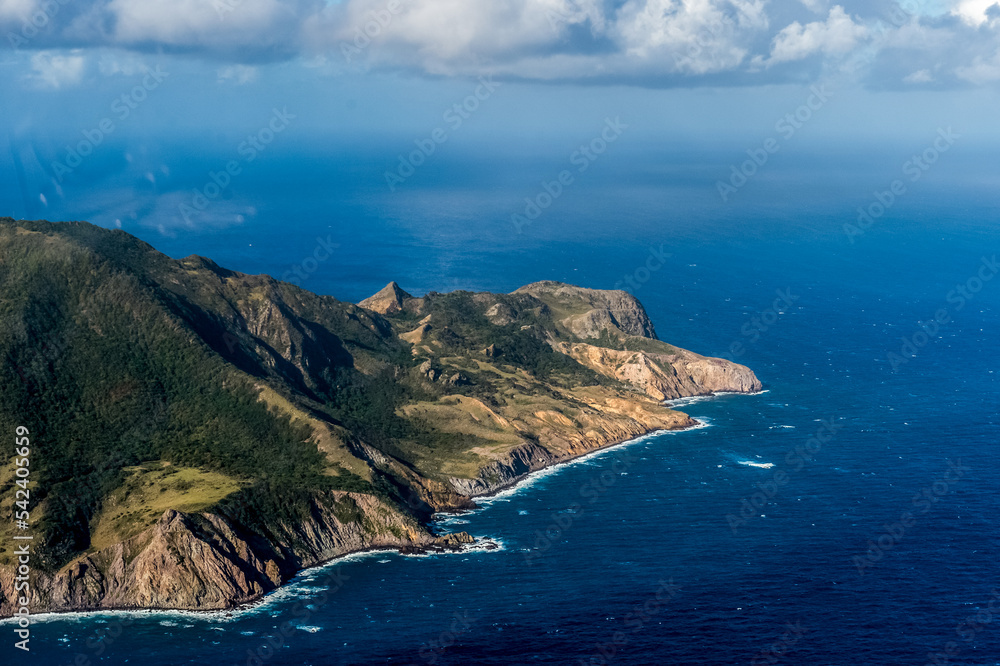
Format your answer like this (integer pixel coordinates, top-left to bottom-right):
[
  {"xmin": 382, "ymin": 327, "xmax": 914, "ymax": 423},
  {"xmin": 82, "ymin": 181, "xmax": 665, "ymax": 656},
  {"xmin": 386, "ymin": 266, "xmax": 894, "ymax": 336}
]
[
  {"xmin": 400, "ymin": 537, "xmax": 505, "ymax": 558},
  {"xmin": 433, "ymin": 512, "xmax": 466, "ymax": 520},
  {"xmin": 667, "ymin": 389, "xmax": 769, "ymax": 409},
  {"xmin": 0, "ymin": 606, "xmax": 237, "ymax": 626},
  {"xmin": 737, "ymin": 460, "xmax": 775, "ymax": 469},
  {"xmin": 13, "ymin": 544, "xmax": 411, "ymax": 625},
  {"xmin": 296, "ymin": 625, "xmax": 322, "ymax": 633},
  {"xmin": 459, "ymin": 538, "xmax": 505, "ymax": 554},
  {"xmin": 665, "ymin": 394, "xmax": 715, "ymax": 408},
  {"xmin": 468, "ymin": 428, "xmax": 688, "ymax": 511}
]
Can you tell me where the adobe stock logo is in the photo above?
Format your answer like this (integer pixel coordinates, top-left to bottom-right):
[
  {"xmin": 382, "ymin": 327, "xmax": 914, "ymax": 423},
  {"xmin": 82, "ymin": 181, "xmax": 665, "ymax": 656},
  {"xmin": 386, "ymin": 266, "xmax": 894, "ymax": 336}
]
[
  {"xmin": 717, "ymin": 85, "xmax": 832, "ymax": 202},
  {"xmin": 844, "ymin": 127, "xmax": 959, "ymax": 243},
  {"xmin": 718, "ymin": 288, "xmax": 799, "ymax": 364},
  {"xmin": 887, "ymin": 255, "xmax": 997, "ymax": 372},
  {"xmin": 613, "ymin": 246, "xmax": 671, "ymax": 293},
  {"xmin": 339, "ymin": 0, "xmax": 409, "ymax": 62},
  {"xmin": 511, "ymin": 117, "xmax": 627, "ymax": 233},
  {"xmin": 852, "ymin": 460, "xmax": 969, "ymax": 576},
  {"xmin": 7, "ymin": 0, "xmax": 72, "ymax": 48},
  {"xmin": 385, "ymin": 76, "xmax": 501, "ymax": 192},
  {"xmin": 281, "ymin": 236, "xmax": 339, "ymax": 286},
  {"xmin": 179, "ymin": 107, "xmax": 294, "ymax": 224},
  {"xmin": 50, "ymin": 67, "xmax": 169, "ymax": 183}
]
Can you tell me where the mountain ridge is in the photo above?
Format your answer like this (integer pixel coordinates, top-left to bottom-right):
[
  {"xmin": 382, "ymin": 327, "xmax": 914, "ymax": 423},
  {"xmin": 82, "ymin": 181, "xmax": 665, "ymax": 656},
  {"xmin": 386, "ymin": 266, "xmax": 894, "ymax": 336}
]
[{"xmin": 0, "ymin": 219, "xmax": 760, "ymax": 614}]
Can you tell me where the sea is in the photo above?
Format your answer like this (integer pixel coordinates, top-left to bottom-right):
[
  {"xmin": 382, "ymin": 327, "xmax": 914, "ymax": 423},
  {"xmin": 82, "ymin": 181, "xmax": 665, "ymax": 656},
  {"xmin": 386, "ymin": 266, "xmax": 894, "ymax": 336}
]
[{"xmin": 2, "ymin": 134, "xmax": 999, "ymax": 664}]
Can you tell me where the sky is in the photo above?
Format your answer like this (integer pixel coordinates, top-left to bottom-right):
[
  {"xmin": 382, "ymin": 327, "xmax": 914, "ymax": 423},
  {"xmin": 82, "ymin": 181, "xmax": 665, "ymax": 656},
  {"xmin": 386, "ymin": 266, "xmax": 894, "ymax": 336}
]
[
  {"xmin": 2, "ymin": 0, "xmax": 999, "ymax": 126},
  {"xmin": 0, "ymin": 0, "xmax": 999, "ymax": 237},
  {"xmin": 2, "ymin": 0, "xmax": 999, "ymax": 86}
]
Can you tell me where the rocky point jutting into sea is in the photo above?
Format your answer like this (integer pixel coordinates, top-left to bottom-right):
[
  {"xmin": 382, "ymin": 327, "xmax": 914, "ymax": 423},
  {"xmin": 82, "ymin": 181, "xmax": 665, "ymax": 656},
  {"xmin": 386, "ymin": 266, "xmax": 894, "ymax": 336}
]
[{"xmin": 0, "ymin": 219, "xmax": 760, "ymax": 615}]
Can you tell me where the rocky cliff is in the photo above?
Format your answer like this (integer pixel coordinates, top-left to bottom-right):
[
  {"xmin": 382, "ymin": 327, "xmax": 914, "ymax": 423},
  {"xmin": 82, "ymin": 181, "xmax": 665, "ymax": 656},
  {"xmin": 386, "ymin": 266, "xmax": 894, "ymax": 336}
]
[
  {"xmin": 0, "ymin": 493, "xmax": 442, "ymax": 613},
  {"xmin": 513, "ymin": 281, "xmax": 659, "ymax": 339},
  {"xmin": 558, "ymin": 341, "xmax": 761, "ymax": 401},
  {"xmin": 445, "ymin": 404, "xmax": 693, "ymax": 497}
]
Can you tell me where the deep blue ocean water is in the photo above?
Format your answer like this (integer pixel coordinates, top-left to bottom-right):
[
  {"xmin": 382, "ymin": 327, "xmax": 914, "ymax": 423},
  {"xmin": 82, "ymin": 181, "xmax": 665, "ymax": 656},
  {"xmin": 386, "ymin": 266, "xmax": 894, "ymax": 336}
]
[{"xmin": 2, "ymin": 138, "xmax": 999, "ymax": 664}]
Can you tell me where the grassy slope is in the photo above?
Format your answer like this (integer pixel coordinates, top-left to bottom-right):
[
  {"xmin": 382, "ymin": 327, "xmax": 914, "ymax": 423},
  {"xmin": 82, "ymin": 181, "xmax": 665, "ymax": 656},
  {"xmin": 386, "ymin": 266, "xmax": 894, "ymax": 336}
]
[
  {"xmin": 0, "ymin": 219, "xmax": 691, "ymax": 578},
  {"xmin": 373, "ymin": 288, "xmax": 689, "ymax": 483},
  {"xmin": 88, "ymin": 463, "xmax": 244, "ymax": 552},
  {"xmin": 0, "ymin": 221, "xmax": 369, "ymax": 570}
]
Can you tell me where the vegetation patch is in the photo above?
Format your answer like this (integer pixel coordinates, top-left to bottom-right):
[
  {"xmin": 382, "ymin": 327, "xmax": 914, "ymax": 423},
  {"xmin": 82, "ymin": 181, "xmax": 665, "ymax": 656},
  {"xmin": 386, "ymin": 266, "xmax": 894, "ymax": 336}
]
[{"xmin": 88, "ymin": 463, "xmax": 244, "ymax": 551}]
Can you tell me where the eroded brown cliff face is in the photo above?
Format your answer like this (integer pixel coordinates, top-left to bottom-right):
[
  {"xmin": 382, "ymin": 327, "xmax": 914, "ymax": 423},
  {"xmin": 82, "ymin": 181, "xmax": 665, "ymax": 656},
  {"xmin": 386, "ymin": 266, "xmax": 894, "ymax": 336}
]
[
  {"xmin": 513, "ymin": 281, "xmax": 660, "ymax": 339},
  {"xmin": 445, "ymin": 405, "xmax": 694, "ymax": 497},
  {"xmin": 432, "ymin": 346, "xmax": 761, "ymax": 500},
  {"xmin": 0, "ymin": 493, "xmax": 429, "ymax": 614},
  {"xmin": 557, "ymin": 341, "xmax": 761, "ymax": 401}
]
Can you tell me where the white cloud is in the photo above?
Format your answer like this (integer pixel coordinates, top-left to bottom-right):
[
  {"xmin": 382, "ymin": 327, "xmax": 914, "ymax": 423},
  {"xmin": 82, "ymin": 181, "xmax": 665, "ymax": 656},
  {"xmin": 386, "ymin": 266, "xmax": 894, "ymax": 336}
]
[
  {"xmin": 798, "ymin": 0, "xmax": 827, "ymax": 13},
  {"xmin": 956, "ymin": 48, "xmax": 1000, "ymax": 83},
  {"xmin": 876, "ymin": 11, "xmax": 1000, "ymax": 87},
  {"xmin": 903, "ymin": 68, "xmax": 934, "ymax": 83},
  {"xmin": 217, "ymin": 64, "xmax": 258, "ymax": 84},
  {"xmin": 303, "ymin": 0, "xmax": 771, "ymax": 78},
  {"xmin": 611, "ymin": 0, "xmax": 766, "ymax": 73},
  {"xmin": 310, "ymin": 0, "xmax": 604, "ymax": 66},
  {"xmin": 97, "ymin": 51, "xmax": 149, "ymax": 76},
  {"xmin": 951, "ymin": 0, "xmax": 999, "ymax": 26},
  {"xmin": 106, "ymin": 0, "xmax": 300, "ymax": 49},
  {"xmin": 7, "ymin": 0, "xmax": 1000, "ymax": 89},
  {"xmin": 0, "ymin": 0, "xmax": 37, "ymax": 22},
  {"xmin": 759, "ymin": 5, "xmax": 869, "ymax": 66},
  {"xmin": 28, "ymin": 50, "xmax": 86, "ymax": 88}
]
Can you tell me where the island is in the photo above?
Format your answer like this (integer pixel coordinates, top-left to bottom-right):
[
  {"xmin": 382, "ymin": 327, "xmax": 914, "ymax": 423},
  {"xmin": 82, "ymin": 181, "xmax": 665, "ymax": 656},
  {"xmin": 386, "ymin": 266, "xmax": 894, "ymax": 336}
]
[{"xmin": 0, "ymin": 219, "xmax": 759, "ymax": 615}]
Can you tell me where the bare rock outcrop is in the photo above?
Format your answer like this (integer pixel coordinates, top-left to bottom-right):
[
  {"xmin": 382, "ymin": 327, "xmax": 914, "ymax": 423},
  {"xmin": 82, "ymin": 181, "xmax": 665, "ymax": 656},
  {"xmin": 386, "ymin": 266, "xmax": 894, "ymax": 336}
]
[
  {"xmin": 557, "ymin": 341, "xmax": 761, "ymax": 401},
  {"xmin": 359, "ymin": 281, "xmax": 412, "ymax": 315},
  {"xmin": 514, "ymin": 281, "xmax": 658, "ymax": 339}
]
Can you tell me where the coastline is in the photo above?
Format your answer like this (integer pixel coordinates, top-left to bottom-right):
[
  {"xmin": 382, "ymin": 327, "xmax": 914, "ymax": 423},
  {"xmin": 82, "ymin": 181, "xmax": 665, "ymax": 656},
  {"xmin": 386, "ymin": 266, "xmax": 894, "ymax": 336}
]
[
  {"xmin": 458, "ymin": 417, "xmax": 708, "ymax": 508},
  {"xmin": 454, "ymin": 388, "xmax": 768, "ymax": 510},
  {"xmin": 3, "ymin": 390, "xmax": 759, "ymax": 621}
]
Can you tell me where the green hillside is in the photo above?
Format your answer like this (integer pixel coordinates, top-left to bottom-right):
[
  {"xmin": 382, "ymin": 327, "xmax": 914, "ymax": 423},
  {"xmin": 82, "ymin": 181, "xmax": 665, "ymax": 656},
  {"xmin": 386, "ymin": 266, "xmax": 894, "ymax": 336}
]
[{"xmin": 0, "ymin": 219, "xmax": 759, "ymax": 613}]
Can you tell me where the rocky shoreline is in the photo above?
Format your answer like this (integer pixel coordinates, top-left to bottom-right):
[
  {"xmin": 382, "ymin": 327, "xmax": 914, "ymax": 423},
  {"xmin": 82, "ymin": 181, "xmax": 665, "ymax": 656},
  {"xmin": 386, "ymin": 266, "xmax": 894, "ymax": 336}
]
[{"xmin": 1, "ymin": 411, "xmax": 713, "ymax": 619}]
